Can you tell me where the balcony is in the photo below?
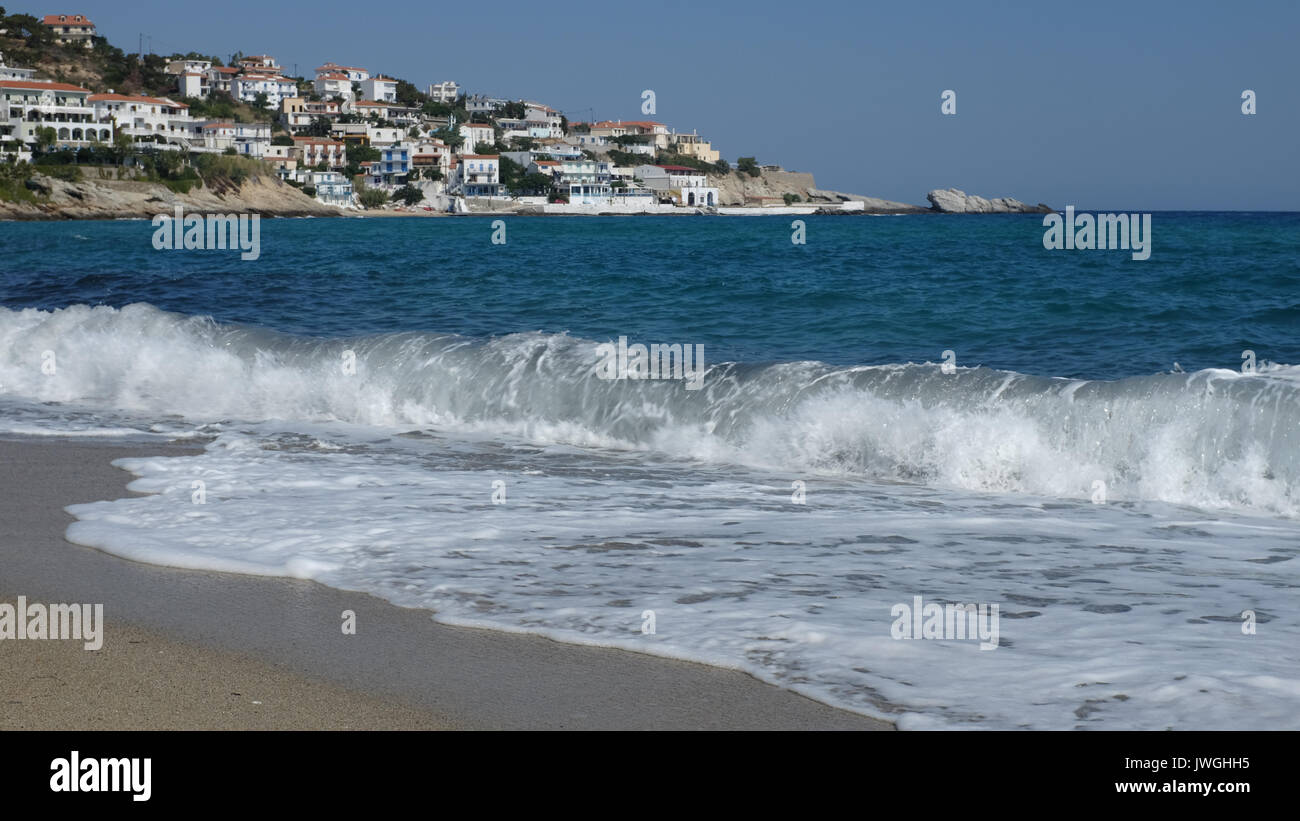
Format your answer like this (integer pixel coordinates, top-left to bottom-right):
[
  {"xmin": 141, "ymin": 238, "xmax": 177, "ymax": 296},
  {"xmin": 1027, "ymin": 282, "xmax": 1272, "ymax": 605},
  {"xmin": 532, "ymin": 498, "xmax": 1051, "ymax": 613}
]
[{"xmin": 17, "ymin": 104, "xmax": 96, "ymax": 118}]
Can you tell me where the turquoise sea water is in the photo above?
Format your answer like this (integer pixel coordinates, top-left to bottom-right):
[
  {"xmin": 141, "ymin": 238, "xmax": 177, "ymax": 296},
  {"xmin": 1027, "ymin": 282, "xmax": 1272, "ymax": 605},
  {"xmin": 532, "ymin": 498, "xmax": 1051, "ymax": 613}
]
[
  {"xmin": 3, "ymin": 213, "xmax": 1296, "ymax": 378},
  {"xmin": 2, "ymin": 212, "xmax": 1298, "ymax": 729}
]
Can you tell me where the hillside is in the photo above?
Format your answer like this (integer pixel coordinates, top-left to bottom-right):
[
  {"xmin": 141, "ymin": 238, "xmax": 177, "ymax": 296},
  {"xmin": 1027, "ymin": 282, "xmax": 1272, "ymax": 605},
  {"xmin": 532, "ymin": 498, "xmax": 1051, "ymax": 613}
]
[{"xmin": 0, "ymin": 10, "xmax": 276, "ymax": 124}]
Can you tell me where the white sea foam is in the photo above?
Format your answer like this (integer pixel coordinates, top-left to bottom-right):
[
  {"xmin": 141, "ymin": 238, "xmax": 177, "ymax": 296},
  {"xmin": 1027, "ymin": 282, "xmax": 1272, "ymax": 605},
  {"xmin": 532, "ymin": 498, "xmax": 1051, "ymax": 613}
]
[
  {"xmin": 5, "ymin": 303, "xmax": 1299, "ymax": 728},
  {"xmin": 60, "ymin": 427, "xmax": 1300, "ymax": 730}
]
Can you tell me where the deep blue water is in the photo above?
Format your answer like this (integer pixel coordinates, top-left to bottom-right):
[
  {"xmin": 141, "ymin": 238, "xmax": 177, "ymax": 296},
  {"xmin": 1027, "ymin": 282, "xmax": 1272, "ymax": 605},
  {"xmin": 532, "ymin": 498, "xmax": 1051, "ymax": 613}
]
[{"xmin": 3, "ymin": 212, "xmax": 1296, "ymax": 379}]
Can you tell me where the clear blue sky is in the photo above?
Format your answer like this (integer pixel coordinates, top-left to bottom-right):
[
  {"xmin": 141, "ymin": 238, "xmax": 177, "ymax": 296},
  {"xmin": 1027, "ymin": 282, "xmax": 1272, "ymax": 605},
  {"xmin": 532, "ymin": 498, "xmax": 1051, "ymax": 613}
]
[{"xmin": 47, "ymin": 0, "xmax": 1300, "ymax": 209}]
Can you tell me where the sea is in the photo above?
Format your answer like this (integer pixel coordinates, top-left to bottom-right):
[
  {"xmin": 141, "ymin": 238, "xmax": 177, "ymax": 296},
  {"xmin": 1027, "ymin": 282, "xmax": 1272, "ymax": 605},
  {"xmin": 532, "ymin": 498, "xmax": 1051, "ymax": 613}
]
[{"xmin": 2, "ymin": 212, "xmax": 1298, "ymax": 729}]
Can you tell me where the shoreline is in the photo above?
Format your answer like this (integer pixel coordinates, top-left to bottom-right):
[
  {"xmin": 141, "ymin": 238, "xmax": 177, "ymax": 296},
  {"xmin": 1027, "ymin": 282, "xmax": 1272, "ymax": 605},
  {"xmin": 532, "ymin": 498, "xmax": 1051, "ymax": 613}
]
[
  {"xmin": 0, "ymin": 436, "xmax": 892, "ymax": 730},
  {"xmin": 0, "ymin": 203, "xmax": 939, "ymax": 221}
]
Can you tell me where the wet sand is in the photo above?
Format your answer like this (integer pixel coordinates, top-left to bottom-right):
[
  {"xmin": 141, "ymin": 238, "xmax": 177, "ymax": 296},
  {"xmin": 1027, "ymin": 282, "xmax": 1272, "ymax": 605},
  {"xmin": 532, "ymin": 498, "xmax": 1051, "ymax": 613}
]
[{"xmin": 0, "ymin": 437, "xmax": 892, "ymax": 730}]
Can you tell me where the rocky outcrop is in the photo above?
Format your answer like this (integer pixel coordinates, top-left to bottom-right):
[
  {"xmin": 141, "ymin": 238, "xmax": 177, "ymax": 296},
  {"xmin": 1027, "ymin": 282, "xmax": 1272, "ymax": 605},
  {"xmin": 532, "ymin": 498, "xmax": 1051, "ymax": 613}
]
[
  {"xmin": 0, "ymin": 172, "xmax": 342, "ymax": 221},
  {"xmin": 926, "ymin": 188, "xmax": 1052, "ymax": 214},
  {"xmin": 707, "ymin": 168, "xmax": 925, "ymax": 213}
]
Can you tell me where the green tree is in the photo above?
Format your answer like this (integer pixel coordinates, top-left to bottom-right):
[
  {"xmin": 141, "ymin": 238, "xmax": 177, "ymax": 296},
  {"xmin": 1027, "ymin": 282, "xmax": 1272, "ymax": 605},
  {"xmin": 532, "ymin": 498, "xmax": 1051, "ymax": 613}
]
[
  {"xmin": 253, "ymin": 92, "xmax": 269, "ymax": 109},
  {"xmin": 433, "ymin": 128, "xmax": 464, "ymax": 150},
  {"xmin": 737, "ymin": 156, "xmax": 760, "ymax": 177},
  {"xmin": 394, "ymin": 79, "xmax": 426, "ymax": 107},
  {"xmin": 304, "ymin": 117, "xmax": 332, "ymax": 138},
  {"xmin": 392, "ymin": 184, "xmax": 424, "ymax": 206},
  {"xmin": 518, "ymin": 172, "xmax": 554, "ymax": 196},
  {"xmin": 498, "ymin": 156, "xmax": 525, "ymax": 191},
  {"xmin": 473, "ymin": 142, "xmax": 495, "ymax": 155},
  {"xmin": 33, "ymin": 126, "xmax": 57, "ymax": 153},
  {"xmin": 111, "ymin": 132, "xmax": 134, "ymax": 164}
]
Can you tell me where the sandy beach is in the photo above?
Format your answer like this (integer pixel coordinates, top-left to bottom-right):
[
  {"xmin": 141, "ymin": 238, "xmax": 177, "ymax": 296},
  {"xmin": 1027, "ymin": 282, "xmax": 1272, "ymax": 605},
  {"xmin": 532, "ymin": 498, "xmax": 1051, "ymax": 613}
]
[{"xmin": 0, "ymin": 437, "xmax": 891, "ymax": 730}]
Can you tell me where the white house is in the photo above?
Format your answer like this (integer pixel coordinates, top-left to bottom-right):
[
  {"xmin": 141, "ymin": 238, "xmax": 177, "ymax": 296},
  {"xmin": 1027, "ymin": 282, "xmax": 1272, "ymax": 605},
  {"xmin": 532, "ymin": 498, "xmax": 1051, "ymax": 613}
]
[
  {"xmin": 89, "ymin": 93, "xmax": 193, "ymax": 147},
  {"xmin": 465, "ymin": 95, "xmax": 504, "ymax": 116},
  {"xmin": 233, "ymin": 74, "xmax": 298, "ymax": 109},
  {"xmin": 346, "ymin": 99, "xmax": 419, "ymax": 126},
  {"xmin": 458, "ymin": 122, "xmax": 495, "ymax": 152},
  {"xmin": 426, "ymin": 80, "xmax": 459, "ymax": 103},
  {"xmin": 293, "ymin": 137, "xmax": 347, "ymax": 169},
  {"xmin": 304, "ymin": 170, "xmax": 354, "ymax": 206},
  {"xmin": 198, "ymin": 121, "xmax": 237, "ymax": 151},
  {"xmin": 0, "ymin": 80, "xmax": 111, "ymax": 152},
  {"xmin": 591, "ymin": 120, "xmax": 670, "ymax": 150},
  {"xmin": 534, "ymin": 138, "xmax": 583, "ymax": 159},
  {"xmin": 451, "ymin": 154, "xmax": 501, "ymax": 197},
  {"xmin": 41, "ymin": 14, "xmax": 95, "ymax": 48},
  {"xmin": 359, "ymin": 75, "xmax": 398, "ymax": 103},
  {"xmin": 526, "ymin": 159, "xmax": 560, "ymax": 177},
  {"xmin": 634, "ymin": 164, "xmax": 718, "ymax": 207},
  {"xmin": 264, "ymin": 143, "xmax": 297, "ymax": 174},
  {"xmin": 237, "ymin": 55, "xmax": 281, "ymax": 73},
  {"xmin": 231, "ymin": 121, "xmax": 272, "ymax": 157},
  {"xmin": 375, "ymin": 144, "xmax": 411, "ymax": 185},
  {"xmin": 315, "ymin": 63, "xmax": 369, "ymax": 83},
  {"xmin": 206, "ymin": 66, "xmax": 239, "ymax": 94},
  {"xmin": 177, "ymin": 72, "xmax": 209, "ymax": 99},
  {"xmin": 0, "ymin": 52, "xmax": 37, "ymax": 82},
  {"xmin": 554, "ymin": 158, "xmax": 610, "ymax": 186},
  {"xmin": 524, "ymin": 102, "xmax": 563, "ymax": 133},
  {"xmin": 281, "ymin": 97, "xmax": 341, "ymax": 132},
  {"xmin": 412, "ymin": 139, "xmax": 451, "ymax": 180},
  {"xmin": 165, "ymin": 58, "xmax": 211, "ymax": 76},
  {"xmin": 313, "ymin": 73, "xmax": 354, "ymax": 102},
  {"xmin": 366, "ymin": 125, "xmax": 402, "ymax": 146}
]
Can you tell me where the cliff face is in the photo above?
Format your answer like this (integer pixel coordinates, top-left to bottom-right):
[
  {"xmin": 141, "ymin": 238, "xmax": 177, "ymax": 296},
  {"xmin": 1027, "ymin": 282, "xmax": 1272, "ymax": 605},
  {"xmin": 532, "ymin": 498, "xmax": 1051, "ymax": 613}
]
[
  {"xmin": 706, "ymin": 168, "xmax": 926, "ymax": 213},
  {"xmin": 0, "ymin": 172, "xmax": 342, "ymax": 221}
]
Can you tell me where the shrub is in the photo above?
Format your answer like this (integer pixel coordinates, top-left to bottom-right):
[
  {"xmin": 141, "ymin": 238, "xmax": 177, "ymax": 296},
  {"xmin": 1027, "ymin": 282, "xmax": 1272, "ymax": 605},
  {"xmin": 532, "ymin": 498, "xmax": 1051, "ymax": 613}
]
[
  {"xmin": 194, "ymin": 153, "xmax": 267, "ymax": 186},
  {"xmin": 42, "ymin": 164, "xmax": 83, "ymax": 182},
  {"xmin": 357, "ymin": 185, "xmax": 388, "ymax": 208},
  {"xmin": 392, "ymin": 185, "xmax": 424, "ymax": 206}
]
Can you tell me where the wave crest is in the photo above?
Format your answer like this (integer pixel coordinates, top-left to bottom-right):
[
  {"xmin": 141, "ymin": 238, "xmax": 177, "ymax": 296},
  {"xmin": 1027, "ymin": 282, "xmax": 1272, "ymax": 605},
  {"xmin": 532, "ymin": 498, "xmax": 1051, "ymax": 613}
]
[{"xmin": 3, "ymin": 303, "xmax": 1297, "ymax": 514}]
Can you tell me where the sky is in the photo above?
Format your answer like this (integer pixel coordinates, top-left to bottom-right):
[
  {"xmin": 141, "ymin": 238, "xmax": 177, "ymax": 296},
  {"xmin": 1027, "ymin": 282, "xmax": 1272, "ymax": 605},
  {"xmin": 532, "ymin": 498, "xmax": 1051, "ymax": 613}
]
[{"xmin": 29, "ymin": 0, "xmax": 1300, "ymax": 209}]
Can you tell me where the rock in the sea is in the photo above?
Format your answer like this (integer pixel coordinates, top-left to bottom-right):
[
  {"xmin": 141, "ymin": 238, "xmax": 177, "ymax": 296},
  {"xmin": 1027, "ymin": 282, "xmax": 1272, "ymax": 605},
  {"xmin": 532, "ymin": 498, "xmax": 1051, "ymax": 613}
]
[{"xmin": 926, "ymin": 188, "xmax": 1052, "ymax": 214}]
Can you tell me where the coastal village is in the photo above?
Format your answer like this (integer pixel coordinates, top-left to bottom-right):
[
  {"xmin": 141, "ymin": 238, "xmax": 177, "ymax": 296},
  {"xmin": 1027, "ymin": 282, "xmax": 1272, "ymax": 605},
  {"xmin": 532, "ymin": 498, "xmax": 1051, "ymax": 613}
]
[{"xmin": 0, "ymin": 10, "xmax": 892, "ymax": 215}]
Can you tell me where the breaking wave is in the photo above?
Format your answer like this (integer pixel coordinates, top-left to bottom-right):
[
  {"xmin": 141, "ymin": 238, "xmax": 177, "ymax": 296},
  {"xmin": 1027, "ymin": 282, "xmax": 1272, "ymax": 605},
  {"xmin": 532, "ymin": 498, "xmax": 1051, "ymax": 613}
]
[{"xmin": 3, "ymin": 302, "xmax": 1298, "ymax": 514}]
